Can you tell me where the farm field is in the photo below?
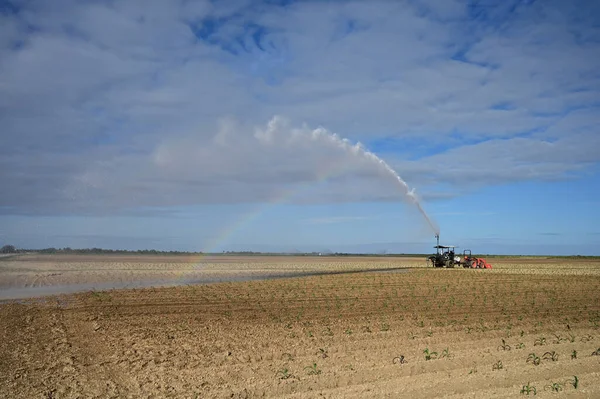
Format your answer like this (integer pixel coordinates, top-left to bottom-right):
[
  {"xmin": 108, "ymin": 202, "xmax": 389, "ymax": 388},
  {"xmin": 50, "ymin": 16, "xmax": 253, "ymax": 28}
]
[
  {"xmin": 0, "ymin": 254, "xmax": 426, "ymax": 300},
  {"xmin": 1, "ymin": 255, "xmax": 600, "ymax": 398}
]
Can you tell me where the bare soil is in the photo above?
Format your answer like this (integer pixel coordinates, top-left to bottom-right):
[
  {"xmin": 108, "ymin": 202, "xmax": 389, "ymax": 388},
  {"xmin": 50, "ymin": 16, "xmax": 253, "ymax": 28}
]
[{"xmin": 1, "ymin": 255, "xmax": 600, "ymax": 398}]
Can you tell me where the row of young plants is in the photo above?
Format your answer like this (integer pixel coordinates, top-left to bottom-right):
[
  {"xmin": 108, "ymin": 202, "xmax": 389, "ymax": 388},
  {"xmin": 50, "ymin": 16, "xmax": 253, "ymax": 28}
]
[{"xmin": 520, "ymin": 376, "xmax": 579, "ymax": 395}]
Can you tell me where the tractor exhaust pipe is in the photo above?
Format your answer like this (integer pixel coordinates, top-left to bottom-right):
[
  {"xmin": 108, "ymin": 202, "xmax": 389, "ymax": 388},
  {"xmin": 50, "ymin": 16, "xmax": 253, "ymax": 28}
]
[{"xmin": 435, "ymin": 234, "xmax": 439, "ymax": 248}]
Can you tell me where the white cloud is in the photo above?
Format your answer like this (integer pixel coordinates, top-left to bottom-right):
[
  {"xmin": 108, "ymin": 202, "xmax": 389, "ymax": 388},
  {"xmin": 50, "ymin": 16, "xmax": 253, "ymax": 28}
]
[
  {"xmin": 0, "ymin": 0, "xmax": 598, "ymax": 215},
  {"xmin": 60, "ymin": 116, "xmax": 422, "ymax": 212}
]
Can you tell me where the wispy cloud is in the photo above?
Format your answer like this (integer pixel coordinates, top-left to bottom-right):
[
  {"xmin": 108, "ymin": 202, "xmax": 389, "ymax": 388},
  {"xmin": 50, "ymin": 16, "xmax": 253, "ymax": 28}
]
[{"xmin": 0, "ymin": 0, "xmax": 598, "ymax": 215}]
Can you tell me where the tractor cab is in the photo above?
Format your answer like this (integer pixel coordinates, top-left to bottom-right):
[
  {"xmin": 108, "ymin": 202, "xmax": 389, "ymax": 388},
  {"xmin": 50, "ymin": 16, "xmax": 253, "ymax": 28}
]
[
  {"xmin": 428, "ymin": 245, "xmax": 458, "ymax": 268},
  {"xmin": 435, "ymin": 245, "xmax": 455, "ymax": 257}
]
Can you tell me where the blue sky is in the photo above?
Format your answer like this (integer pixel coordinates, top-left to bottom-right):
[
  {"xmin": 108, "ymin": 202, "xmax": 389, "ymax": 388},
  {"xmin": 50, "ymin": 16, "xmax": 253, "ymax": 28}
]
[{"xmin": 1, "ymin": 0, "xmax": 599, "ymax": 255}]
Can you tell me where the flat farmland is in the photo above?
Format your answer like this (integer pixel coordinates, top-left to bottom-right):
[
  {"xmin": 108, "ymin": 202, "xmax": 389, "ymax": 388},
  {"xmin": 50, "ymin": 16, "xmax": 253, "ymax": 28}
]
[
  {"xmin": 0, "ymin": 254, "xmax": 426, "ymax": 300},
  {"xmin": 1, "ymin": 255, "xmax": 600, "ymax": 398}
]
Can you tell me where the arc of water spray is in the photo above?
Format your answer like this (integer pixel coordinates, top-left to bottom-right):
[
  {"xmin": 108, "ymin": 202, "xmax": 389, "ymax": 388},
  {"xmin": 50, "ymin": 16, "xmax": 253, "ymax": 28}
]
[{"xmin": 308, "ymin": 126, "xmax": 440, "ymax": 236}]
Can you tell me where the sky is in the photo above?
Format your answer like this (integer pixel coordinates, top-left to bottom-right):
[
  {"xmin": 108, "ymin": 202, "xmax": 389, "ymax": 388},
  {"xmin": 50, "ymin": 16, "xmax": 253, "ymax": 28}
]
[{"xmin": 1, "ymin": 0, "xmax": 599, "ymax": 255}]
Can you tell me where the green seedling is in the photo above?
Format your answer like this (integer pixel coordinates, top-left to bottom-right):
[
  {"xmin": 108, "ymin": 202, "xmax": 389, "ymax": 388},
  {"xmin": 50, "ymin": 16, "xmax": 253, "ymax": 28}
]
[
  {"xmin": 553, "ymin": 334, "xmax": 563, "ymax": 344},
  {"xmin": 571, "ymin": 349, "xmax": 577, "ymax": 359},
  {"xmin": 566, "ymin": 376, "xmax": 578, "ymax": 389},
  {"xmin": 278, "ymin": 368, "xmax": 293, "ymax": 380},
  {"xmin": 544, "ymin": 382, "xmax": 563, "ymax": 393},
  {"xmin": 526, "ymin": 353, "xmax": 541, "ymax": 366},
  {"xmin": 492, "ymin": 360, "xmax": 503, "ymax": 370},
  {"xmin": 591, "ymin": 348, "xmax": 600, "ymax": 356},
  {"xmin": 498, "ymin": 339, "xmax": 511, "ymax": 351},
  {"xmin": 423, "ymin": 348, "xmax": 438, "ymax": 361},
  {"xmin": 534, "ymin": 337, "xmax": 546, "ymax": 346},
  {"xmin": 516, "ymin": 342, "xmax": 525, "ymax": 349},
  {"xmin": 304, "ymin": 363, "xmax": 321, "ymax": 375},
  {"xmin": 520, "ymin": 383, "xmax": 537, "ymax": 395},
  {"xmin": 542, "ymin": 351, "xmax": 558, "ymax": 362}
]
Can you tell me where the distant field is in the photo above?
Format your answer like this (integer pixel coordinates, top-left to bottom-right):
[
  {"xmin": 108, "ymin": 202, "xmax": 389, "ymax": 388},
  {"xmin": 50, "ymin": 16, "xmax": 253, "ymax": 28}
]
[
  {"xmin": 0, "ymin": 254, "xmax": 427, "ymax": 300},
  {"xmin": 480, "ymin": 257, "xmax": 600, "ymax": 275},
  {"xmin": 1, "ymin": 255, "xmax": 600, "ymax": 398}
]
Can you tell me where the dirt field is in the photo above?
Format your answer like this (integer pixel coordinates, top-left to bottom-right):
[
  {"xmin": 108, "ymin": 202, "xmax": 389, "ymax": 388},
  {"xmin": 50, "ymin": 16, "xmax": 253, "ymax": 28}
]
[
  {"xmin": 0, "ymin": 254, "xmax": 426, "ymax": 300},
  {"xmin": 1, "ymin": 255, "xmax": 600, "ymax": 398}
]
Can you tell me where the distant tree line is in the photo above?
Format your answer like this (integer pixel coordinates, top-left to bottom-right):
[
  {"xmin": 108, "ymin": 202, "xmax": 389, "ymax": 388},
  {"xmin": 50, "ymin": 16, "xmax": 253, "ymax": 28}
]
[
  {"xmin": 1, "ymin": 245, "xmax": 17, "ymax": 254},
  {"xmin": 220, "ymin": 251, "xmax": 425, "ymax": 257},
  {"xmin": 35, "ymin": 248, "xmax": 204, "ymax": 255},
  {"xmin": 0, "ymin": 245, "xmax": 202, "ymax": 255},
  {"xmin": 0, "ymin": 245, "xmax": 428, "ymax": 256}
]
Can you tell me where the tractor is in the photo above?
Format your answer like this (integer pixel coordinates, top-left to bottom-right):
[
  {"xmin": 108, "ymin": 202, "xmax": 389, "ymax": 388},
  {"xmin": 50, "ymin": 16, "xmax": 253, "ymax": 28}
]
[
  {"xmin": 427, "ymin": 244, "xmax": 459, "ymax": 268},
  {"xmin": 461, "ymin": 249, "xmax": 492, "ymax": 269},
  {"xmin": 427, "ymin": 235, "xmax": 492, "ymax": 269}
]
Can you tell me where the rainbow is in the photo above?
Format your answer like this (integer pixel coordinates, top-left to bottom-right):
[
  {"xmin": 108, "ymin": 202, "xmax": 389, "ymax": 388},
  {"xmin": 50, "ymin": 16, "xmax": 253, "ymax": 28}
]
[
  {"xmin": 204, "ymin": 175, "xmax": 338, "ymax": 251},
  {"xmin": 182, "ymin": 159, "xmax": 357, "ymax": 273}
]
